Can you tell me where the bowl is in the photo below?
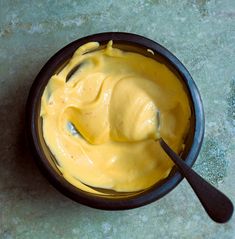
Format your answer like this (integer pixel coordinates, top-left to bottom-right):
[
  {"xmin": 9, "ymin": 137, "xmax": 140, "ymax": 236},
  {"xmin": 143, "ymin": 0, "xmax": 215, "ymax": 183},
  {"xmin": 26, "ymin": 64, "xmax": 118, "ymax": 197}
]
[{"xmin": 26, "ymin": 32, "xmax": 204, "ymax": 210}]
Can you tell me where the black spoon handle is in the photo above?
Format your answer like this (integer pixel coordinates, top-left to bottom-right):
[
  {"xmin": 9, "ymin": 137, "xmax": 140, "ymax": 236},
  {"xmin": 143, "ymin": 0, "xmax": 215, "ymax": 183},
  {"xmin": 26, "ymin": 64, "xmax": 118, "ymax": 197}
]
[{"xmin": 159, "ymin": 138, "xmax": 234, "ymax": 223}]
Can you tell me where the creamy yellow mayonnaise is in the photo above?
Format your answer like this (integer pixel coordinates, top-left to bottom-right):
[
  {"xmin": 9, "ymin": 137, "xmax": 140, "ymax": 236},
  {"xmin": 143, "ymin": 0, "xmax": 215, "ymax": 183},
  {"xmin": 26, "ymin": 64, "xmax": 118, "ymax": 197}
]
[{"xmin": 41, "ymin": 41, "xmax": 191, "ymax": 193}]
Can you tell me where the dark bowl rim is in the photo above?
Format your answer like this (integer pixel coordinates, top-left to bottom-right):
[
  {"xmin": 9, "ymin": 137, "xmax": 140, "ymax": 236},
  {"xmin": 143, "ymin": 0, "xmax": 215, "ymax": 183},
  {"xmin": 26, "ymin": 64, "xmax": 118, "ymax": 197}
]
[{"xmin": 26, "ymin": 32, "xmax": 205, "ymax": 210}]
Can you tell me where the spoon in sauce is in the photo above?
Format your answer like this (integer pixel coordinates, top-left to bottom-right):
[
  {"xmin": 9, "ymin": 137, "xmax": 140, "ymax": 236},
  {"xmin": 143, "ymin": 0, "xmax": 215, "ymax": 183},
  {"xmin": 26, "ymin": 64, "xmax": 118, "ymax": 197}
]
[
  {"xmin": 156, "ymin": 111, "xmax": 234, "ymax": 223},
  {"xmin": 67, "ymin": 109, "xmax": 233, "ymax": 222}
]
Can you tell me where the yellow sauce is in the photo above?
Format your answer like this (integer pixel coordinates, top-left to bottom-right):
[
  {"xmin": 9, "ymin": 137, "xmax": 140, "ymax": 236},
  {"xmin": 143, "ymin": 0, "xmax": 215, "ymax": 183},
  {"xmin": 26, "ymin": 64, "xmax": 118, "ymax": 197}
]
[{"xmin": 40, "ymin": 41, "xmax": 191, "ymax": 192}]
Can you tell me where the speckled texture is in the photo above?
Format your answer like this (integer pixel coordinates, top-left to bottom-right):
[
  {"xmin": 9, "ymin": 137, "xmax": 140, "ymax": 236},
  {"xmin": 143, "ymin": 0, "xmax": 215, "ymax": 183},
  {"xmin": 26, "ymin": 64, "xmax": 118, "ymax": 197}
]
[{"xmin": 0, "ymin": 0, "xmax": 235, "ymax": 238}]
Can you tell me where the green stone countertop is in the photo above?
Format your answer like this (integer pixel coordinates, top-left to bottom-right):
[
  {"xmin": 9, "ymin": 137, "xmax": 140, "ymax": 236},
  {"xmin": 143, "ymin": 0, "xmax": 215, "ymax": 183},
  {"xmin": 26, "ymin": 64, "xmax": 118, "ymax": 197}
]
[{"xmin": 1, "ymin": 0, "xmax": 235, "ymax": 238}]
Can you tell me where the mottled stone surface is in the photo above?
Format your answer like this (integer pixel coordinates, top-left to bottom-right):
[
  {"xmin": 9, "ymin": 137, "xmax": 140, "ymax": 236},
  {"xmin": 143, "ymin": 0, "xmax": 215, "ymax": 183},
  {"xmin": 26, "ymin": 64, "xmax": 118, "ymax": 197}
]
[{"xmin": 0, "ymin": 0, "xmax": 235, "ymax": 238}]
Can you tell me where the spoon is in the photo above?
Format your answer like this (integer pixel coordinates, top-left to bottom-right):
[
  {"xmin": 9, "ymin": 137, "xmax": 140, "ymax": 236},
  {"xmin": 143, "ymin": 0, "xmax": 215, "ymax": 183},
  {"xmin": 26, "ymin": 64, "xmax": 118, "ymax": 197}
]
[
  {"xmin": 158, "ymin": 136, "xmax": 233, "ymax": 223},
  {"xmin": 68, "ymin": 110, "xmax": 233, "ymax": 222}
]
